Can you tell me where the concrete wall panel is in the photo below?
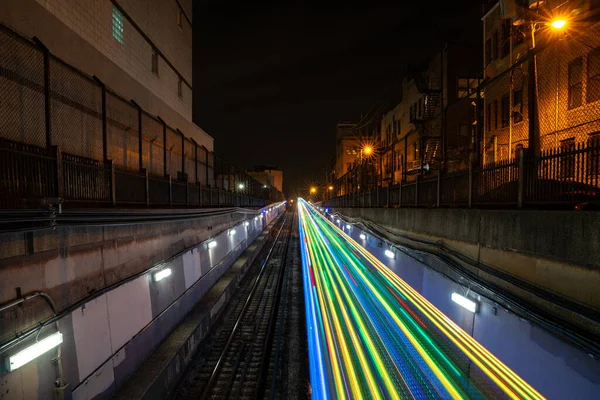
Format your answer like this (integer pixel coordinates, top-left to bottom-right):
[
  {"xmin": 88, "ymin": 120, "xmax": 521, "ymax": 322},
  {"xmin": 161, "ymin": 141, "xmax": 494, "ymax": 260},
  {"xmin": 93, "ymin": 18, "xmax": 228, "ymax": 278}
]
[
  {"xmin": 71, "ymin": 360, "xmax": 115, "ymax": 400},
  {"xmin": 106, "ymin": 276, "xmax": 153, "ymax": 353},
  {"xmin": 72, "ymin": 295, "xmax": 113, "ymax": 382},
  {"xmin": 182, "ymin": 249, "xmax": 201, "ymax": 289}
]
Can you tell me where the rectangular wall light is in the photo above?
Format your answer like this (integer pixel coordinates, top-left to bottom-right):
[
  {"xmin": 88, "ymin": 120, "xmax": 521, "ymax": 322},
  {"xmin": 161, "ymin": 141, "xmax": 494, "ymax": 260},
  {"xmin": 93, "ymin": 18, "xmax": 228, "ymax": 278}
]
[
  {"xmin": 384, "ymin": 249, "xmax": 395, "ymax": 259},
  {"xmin": 244, "ymin": 221, "xmax": 249, "ymax": 227},
  {"xmin": 208, "ymin": 240, "xmax": 217, "ymax": 249},
  {"xmin": 346, "ymin": 224, "xmax": 351, "ymax": 229},
  {"xmin": 153, "ymin": 268, "xmax": 172, "ymax": 282},
  {"xmin": 360, "ymin": 234, "xmax": 367, "ymax": 240},
  {"xmin": 8, "ymin": 332, "xmax": 63, "ymax": 372},
  {"xmin": 229, "ymin": 229, "xmax": 236, "ymax": 235},
  {"xmin": 451, "ymin": 292, "xmax": 478, "ymax": 313}
]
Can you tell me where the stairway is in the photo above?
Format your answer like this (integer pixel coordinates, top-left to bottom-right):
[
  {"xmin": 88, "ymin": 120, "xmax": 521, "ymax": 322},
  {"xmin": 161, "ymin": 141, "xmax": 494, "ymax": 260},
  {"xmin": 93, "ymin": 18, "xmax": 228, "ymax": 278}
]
[
  {"xmin": 423, "ymin": 92, "xmax": 440, "ymax": 119},
  {"xmin": 423, "ymin": 137, "xmax": 440, "ymax": 164}
]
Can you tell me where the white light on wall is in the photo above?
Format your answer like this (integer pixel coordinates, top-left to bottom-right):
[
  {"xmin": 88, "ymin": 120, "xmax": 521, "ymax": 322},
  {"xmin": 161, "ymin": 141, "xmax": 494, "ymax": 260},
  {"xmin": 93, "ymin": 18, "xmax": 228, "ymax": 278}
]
[
  {"xmin": 208, "ymin": 240, "xmax": 217, "ymax": 249},
  {"xmin": 345, "ymin": 224, "xmax": 351, "ymax": 229},
  {"xmin": 254, "ymin": 216, "xmax": 258, "ymax": 221},
  {"xmin": 153, "ymin": 268, "xmax": 172, "ymax": 282},
  {"xmin": 244, "ymin": 221, "xmax": 249, "ymax": 227},
  {"xmin": 451, "ymin": 292, "xmax": 478, "ymax": 313},
  {"xmin": 8, "ymin": 332, "xmax": 63, "ymax": 372},
  {"xmin": 229, "ymin": 229, "xmax": 236, "ymax": 236},
  {"xmin": 360, "ymin": 234, "xmax": 367, "ymax": 240},
  {"xmin": 384, "ymin": 249, "xmax": 395, "ymax": 259},
  {"xmin": 337, "ymin": 219, "xmax": 340, "ymax": 223}
]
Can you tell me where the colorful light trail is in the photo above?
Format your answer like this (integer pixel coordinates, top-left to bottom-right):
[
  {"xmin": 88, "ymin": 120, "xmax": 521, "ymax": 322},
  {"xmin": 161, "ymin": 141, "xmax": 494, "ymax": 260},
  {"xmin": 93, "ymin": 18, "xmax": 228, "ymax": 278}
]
[{"xmin": 298, "ymin": 199, "xmax": 545, "ymax": 400}]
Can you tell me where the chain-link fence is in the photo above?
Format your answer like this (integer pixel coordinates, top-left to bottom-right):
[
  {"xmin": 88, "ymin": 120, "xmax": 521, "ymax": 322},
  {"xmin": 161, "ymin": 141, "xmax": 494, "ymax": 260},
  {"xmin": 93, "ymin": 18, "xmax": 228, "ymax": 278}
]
[
  {"xmin": 0, "ymin": 24, "xmax": 283, "ymax": 208},
  {"xmin": 0, "ymin": 27, "xmax": 46, "ymax": 147}
]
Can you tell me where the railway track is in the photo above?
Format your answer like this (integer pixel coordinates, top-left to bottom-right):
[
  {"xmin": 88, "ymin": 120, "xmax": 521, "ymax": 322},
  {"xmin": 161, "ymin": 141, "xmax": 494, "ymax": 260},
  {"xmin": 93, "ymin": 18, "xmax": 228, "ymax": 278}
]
[{"xmin": 173, "ymin": 209, "xmax": 295, "ymax": 400}]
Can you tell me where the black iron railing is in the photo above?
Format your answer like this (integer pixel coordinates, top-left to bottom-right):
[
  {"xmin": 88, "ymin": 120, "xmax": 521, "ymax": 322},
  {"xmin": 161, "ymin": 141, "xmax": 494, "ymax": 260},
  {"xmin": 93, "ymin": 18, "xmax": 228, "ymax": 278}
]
[{"xmin": 325, "ymin": 143, "xmax": 600, "ymax": 210}]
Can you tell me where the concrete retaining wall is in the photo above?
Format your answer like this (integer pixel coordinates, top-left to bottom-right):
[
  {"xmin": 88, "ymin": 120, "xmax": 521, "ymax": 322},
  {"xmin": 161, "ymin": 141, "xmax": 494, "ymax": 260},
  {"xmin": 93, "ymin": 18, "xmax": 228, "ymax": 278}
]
[
  {"xmin": 332, "ymin": 208, "xmax": 600, "ymax": 313},
  {"xmin": 0, "ymin": 204, "xmax": 285, "ymax": 400}
]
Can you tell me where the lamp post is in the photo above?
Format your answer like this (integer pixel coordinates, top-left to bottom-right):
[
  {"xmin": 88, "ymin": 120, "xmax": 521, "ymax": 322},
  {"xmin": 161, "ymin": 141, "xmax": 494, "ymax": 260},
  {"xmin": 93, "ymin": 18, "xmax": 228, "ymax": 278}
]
[{"xmin": 527, "ymin": 15, "xmax": 568, "ymax": 159}]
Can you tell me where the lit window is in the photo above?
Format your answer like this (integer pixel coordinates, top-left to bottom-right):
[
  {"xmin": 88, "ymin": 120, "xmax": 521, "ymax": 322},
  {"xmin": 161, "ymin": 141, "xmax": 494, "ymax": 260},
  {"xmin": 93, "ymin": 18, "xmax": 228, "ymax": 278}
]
[
  {"xmin": 152, "ymin": 48, "xmax": 159, "ymax": 75},
  {"xmin": 177, "ymin": 10, "xmax": 183, "ymax": 30},
  {"xmin": 112, "ymin": 6, "xmax": 124, "ymax": 45},
  {"xmin": 587, "ymin": 49, "xmax": 600, "ymax": 104}
]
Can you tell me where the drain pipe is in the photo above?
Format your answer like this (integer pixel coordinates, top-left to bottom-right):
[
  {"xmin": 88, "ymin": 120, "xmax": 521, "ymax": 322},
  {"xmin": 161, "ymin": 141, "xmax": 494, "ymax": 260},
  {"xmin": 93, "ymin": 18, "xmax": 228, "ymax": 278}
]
[{"xmin": 0, "ymin": 291, "xmax": 67, "ymax": 399}]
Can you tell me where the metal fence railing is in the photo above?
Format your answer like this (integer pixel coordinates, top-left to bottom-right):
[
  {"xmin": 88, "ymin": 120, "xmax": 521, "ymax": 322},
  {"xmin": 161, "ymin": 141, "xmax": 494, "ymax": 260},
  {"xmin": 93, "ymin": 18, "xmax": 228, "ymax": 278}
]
[
  {"xmin": 326, "ymin": 140, "xmax": 600, "ymax": 209},
  {"xmin": 0, "ymin": 24, "xmax": 283, "ymax": 209}
]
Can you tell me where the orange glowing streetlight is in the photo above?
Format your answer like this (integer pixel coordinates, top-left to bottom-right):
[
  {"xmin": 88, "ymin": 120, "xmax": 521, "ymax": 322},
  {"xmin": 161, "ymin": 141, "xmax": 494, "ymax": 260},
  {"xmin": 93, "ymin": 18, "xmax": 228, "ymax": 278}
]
[
  {"xmin": 550, "ymin": 18, "xmax": 567, "ymax": 29},
  {"xmin": 310, "ymin": 187, "xmax": 317, "ymax": 194},
  {"xmin": 363, "ymin": 145, "xmax": 374, "ymax": 156},
  {"xmin": 328, "ymin": 186, "xmax": 334, "ymax": 191}
]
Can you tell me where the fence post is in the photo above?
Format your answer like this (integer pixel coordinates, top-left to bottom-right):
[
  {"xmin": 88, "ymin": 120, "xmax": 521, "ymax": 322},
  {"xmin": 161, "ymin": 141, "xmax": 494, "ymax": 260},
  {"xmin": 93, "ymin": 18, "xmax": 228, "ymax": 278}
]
[
  {"xmin": 399, "ymin": 180, "xmax": 402, "ymax": 207},
  {"xmin": 145, "ymin": 168, "xmax": 150, "ymax": 206},
  {"xmin": 387, "ymin": 185, "xmax": 390, "ymax": 208},
  {"xmin": 33, "ymin": 37, "xmax": 52, "ymax": 149},
  {"xmin": 54, "ymin": 146, "xmax": 63, "ymax": 199},
  {"xmin": 130, "ymin": 100, "xmax": 143, "ymax": 172},
  {"xmin": 436, "ymin": 170, "xmax": 441, "ymax": 207},
  {"xmin": 415, "ymin": 175, "xmax": 419, "ymax": 207},
  {"xmin": 168, "ymin": 174, "xmax": 173, "ymax": 207},
  {"xmin": 157, "ymin": 117, "xmax": 167, "ymax": 177},
  {"xmin": 468, "ymin": 162, "xmax": 473, "ymax": 208},
  {"xmin": 205, "ymin": 148, "xmax": 210, "ymax": 186},
  {"xmin": 518, "ymin": 148, "xmax": 524, "ymax": 208},
  {"xmin": 178, "ymin": 129, "xmax": 185, "ymax": 180},
  {"xmin": 109, "ymin": 160, "xmax": 116, "ymax": 205},
  {"xmin": 93, "ymin": 76, "xmax": 108, "ymax": 162}
]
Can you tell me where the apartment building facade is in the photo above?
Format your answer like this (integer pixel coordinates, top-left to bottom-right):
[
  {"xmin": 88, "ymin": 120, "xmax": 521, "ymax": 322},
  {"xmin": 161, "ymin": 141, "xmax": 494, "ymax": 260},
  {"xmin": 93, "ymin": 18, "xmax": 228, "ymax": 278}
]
[{"xmin": 482, "ymin": 0, "xmax": 600, "ymax": 169}]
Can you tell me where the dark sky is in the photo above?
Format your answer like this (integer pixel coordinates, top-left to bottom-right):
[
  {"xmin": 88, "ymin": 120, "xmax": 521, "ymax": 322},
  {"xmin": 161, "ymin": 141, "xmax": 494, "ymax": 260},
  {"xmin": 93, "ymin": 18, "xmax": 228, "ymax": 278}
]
[{"xmin": 192, "ymin": 0, "xmax": 484, "ymax": 196}]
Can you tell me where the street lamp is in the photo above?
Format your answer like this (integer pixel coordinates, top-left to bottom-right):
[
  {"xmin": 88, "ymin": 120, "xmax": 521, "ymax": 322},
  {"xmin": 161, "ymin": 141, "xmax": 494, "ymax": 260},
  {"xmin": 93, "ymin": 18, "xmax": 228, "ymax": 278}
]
[
  {"xmin": 363, "ymin": 145, "xmax": 373, "ymax": 157},
  {"xmin": 550, "ymin": 19, "xmax": 567, "ymax": 29},
  {"xmin": 238, "ymin": 183, "xmax": 244, "ymax": 190},
  {"xmin": 310, "ymin": 187, "xmax": 317, "ymax": 194},
  {"xmin": 328, "ymin": 186, "xmax": 333, "ymax": 191}
]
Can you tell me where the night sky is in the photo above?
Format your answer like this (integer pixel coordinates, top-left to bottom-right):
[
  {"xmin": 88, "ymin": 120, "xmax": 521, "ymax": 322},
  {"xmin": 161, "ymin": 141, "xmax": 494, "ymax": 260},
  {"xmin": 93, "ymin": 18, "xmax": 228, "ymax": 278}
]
[{"xmin": 192, "ymin": 0, "xmax": 484, "ymax": 196}]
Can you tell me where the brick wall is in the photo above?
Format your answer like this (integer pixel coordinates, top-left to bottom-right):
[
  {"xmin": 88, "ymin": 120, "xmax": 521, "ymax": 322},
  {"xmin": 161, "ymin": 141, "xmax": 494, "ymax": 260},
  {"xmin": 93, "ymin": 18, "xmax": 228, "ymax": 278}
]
[{"xmin": 35, "ymin": 0, "xmax": 192, "ymax": 122}]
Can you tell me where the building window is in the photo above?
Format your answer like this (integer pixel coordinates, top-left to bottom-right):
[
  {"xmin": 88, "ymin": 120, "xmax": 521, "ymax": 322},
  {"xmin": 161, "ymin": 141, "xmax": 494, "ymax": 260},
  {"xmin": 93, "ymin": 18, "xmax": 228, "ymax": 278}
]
[
  {"xmin": 487, "ymin": 102, "xmax": 492, "ymax": 131},
  {"xmin": 560, "ymin": 138, "xmax": 575, "ymax": 178},
  {"xmin": 493, "ymin": 100, "xmax": 498, "ymax": 130},
  {"xmin": 501, "ymin": 93, "xmax": 510, "ymax": 128},
  {"xmin": 178, "ymin": 77, "xmax": 183, "ymax": 98},
  {"xmin": 492, "ymin": 30, "xmax": 499, "ymax": 60},
  {"xmin": 588, "ymin": 133, "xmax": 600, "ymax": 177},
  {"xmin": 587, "ymin": 50, "xmax": 600, "ymax": 104},
  {"xmin": 501, "ymin": 20, "xmax": 510, "ymax": 59},
  {"xmin": 418, "ymin": 97, "xmax": 423, "ymax": 117},
  {"xmin": 568, "ymin": 57, "xmax": 583, "ymax": 109},
  {"xmin": 346, "ymin": 162, "xmax": 353, "ymax": 172},
  {"xmin": 152, "ymin": 48, "xmax": 159, "ymax": 75},
  {"xmin": 457, "ymin": 77, "xmax": 477, "ymax": 98},
  {"xmin": 513, "ymin": 88, "xmax": 523, "ymax": 123},
  {"xmin": 177, "ymin": 9, "xmax": 184, "ymax": 30},
  {"xmin": 485, "ymin": 38, "xmax": 492, "ymax": 65},
  {"xmin": 112, "ymin": 6, "xmax": 124, "ymax": 45}
]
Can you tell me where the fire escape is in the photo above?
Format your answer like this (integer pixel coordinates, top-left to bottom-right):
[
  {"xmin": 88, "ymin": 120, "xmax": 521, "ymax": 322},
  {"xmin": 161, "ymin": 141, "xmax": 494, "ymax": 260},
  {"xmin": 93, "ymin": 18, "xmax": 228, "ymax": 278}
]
[{"xmin": 409, "ymin": 75, "xmax": 442, "ymax": 173}]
